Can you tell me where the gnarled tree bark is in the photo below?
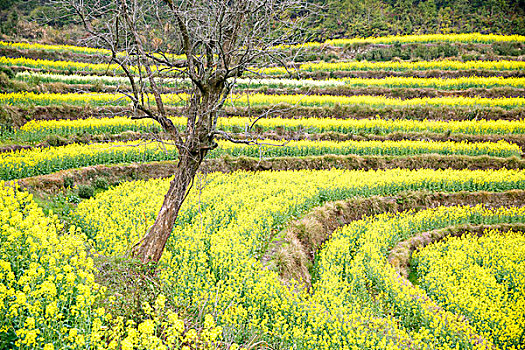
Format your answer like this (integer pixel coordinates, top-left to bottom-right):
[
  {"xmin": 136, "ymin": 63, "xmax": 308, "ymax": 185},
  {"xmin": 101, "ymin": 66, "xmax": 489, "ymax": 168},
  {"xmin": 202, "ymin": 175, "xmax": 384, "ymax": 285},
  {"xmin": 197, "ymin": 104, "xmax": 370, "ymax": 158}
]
[
  {"xmin": 66, "ymin": 0, "xmax": 307, "ymax": 263},
  {"xmin": 131, "ymin": 147, "xmax": 204, "ymax": 262}
]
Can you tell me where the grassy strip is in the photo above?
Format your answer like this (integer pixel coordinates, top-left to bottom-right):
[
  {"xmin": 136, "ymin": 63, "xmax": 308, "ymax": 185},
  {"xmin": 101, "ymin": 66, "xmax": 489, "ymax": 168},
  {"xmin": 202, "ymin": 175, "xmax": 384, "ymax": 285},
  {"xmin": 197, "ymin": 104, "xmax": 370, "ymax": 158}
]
[
  {"xmin": 2, "ymin": 41, "xmax": 515, "ymax": 68},
  {"xmin": 0, "ymin": 41, "xmax": 113, "ymax": 56},
  {"xmin": 227, "ymin": 104, "xmax": 525, "ymax": 121},
  {"xmin": 14, "ymin": 72, "xmax": 525, "ymax": 90},
  {"xmin": 14, "ymin": 72, "xmax": 188, "ymax": 88},
  {"xmin": 1, "ymin": 139, "xmax": 520, "ymax": 180},
  {"xmin": 4, "ymin": 55, "xmax": 525, "ymax": 76},
  {"xmin": 9, "ymin": 65, "xmax": 525, "ymax": 80},
  {"xmin": 10, "ymin": 80, "xmax": 525, "ymax": 99},
  {"xmin": 4, "ymin": 34, "xmax": 524, "ymax": 55},
  {"xmin": 293, "ymin": 69, "xmax": 525, "ymax": 79},
  {"xmin": 295, "ymin": 59, "xmax": 525, "ymax": 72},
  {"xmin": 9, "ymin": 116, "xmax": 525, "ymax": 145},
  {"xmin": 2, "ymin": 105, "xmax": 525, "ymax": 136},
  {"xmin": 0, "ymin": 47, "xmax": 108, "ymax": 64},
  {"xmin": 11, "ymin": 83, "xmax": 525, "ymax": 100},
  {"xmin": 0, "ymin": 56, "xmax": 127, "ymax": 75},
  {"xmin": 4, "ymin": 130, "xmax": 525, "ymax": 156},
  {"xmin": 246, "ymin": 86, "xmax": 525, "ymax": 99},
  {"xmin": 285, "ymin": 33, "xmax": 525, "ymax": 49},
  {"xmin": 2, "ymin": 92, "xmax": 524, "ymax": 110}
]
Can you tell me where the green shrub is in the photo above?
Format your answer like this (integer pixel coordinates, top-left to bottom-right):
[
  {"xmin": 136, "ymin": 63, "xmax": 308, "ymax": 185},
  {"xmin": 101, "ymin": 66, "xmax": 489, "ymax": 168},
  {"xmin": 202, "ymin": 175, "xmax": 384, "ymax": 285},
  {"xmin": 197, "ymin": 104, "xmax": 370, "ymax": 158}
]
[
  {"xmin": 78, "ymin": 184, "xmax": 94, "ymax": 199},
  {"xmin": 63, "ymin": 176, "xmax": 74, "ymax": 189},
  {"xmin": 45, "ymin": 135, "xmax": 68, "ymax": 147},
  {"xmin": 492, "ymin": 42, "xmax": 524, "ymax": 56},
  {"xmin": 0, "ymin": 66, "xmax": 14, "ymax": 79},
  {"xmin": 93, "ymin": 177, "xmax": 109, "ymax": 190}
]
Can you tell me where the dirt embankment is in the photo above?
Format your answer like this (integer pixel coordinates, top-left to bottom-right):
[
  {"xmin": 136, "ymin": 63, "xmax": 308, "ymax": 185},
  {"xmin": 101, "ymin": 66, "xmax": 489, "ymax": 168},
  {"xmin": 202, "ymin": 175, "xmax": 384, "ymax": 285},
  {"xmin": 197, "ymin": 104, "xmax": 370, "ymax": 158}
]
[
  {"xmin": 246, "ymin": 86, "xmax": 525, "ymax": 99},
  {"xmin": 7, "ymin": 80, "xmax": 525, "ymax": 98},
  {"xmin": 3, "ymin": 105, "xmax": 525, "ymax": 131},
  {"xmin": 294, "ymin": 69, "xmax": 525, "ymax": 80},
  {"xmin": 266, "ymin": 189, "xmax": 525, "ymax": 286},
  {"xmin": 0, "ymin": 47, "xmax": 112, "ymax": 64},
  {"xmin": 15, "ymin": 154, "xmax": 525, "ymax": 195},
  {"xmin": 4, "ymin": 129, "xmax": 525, "ymax": 153},
  {"xmin": 388, "ymin": 223, "xmax": 525, "ymax": 279}
]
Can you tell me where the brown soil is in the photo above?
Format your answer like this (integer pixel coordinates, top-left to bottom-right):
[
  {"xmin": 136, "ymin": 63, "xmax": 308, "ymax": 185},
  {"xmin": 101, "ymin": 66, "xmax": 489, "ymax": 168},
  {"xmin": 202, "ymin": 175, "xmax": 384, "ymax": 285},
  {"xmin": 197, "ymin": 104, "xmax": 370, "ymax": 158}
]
[
  {"xmin": 0, "ymin": 131, "xmax": 166, "ymax": 152},
  {"xmin": 0, "ymin": 47, "xmax": 108, "ymax": 64},
  {"xmin": 7, "ymin": 63, "xmax": 525, "ymax": 79},
  {"xmin": 328, "ymin": 42, "xmax": 522, "ymax": 61},
  {"xmin": 0, "ymin": 41, "xmax": 509, "ymax": 65},
  {"xmin": 307, "ymin": 132, "xmax": 525, "ymax": 151},
  {"xmin": 0, "ymin": 105, "xmax": 133, "ymax": 129},
  {"xmin": 226, "ymin": 131, "xmax": 525, "ymax": 152},
  {"xmin": 13, "ymin": 81, "xmax": 525, "ymax": 99},
  {"xmin": 227, "ymin": 105, "xmax": 525, "ymax": 121},
  {"xmin": 8, "ymin": 66, "xmax": 121, "ymax": 77}
]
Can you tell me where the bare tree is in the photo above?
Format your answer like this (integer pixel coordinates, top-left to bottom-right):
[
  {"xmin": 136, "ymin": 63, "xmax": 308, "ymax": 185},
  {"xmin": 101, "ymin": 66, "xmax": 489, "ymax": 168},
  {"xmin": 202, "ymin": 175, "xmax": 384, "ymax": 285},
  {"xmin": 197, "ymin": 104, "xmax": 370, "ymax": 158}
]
[{"xmin": 66, "ymin": 0, "xmax": 306, "ymax": 263}]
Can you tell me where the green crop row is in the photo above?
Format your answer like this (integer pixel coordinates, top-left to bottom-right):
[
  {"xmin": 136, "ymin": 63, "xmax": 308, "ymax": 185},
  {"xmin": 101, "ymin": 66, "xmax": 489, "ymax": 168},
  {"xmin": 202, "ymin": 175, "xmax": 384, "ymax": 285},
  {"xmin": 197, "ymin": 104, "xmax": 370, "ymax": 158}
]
[
  {"xmin": 14, "ymin": 72, "xmax": 525, "ymax": 90},
  {"xmin": 13, "ymin": 116, "xmax": 525, "ymax": 144},
  {"xmin": 2, "ymin": 92, "xmax": 524, "ymax": 110},
  {"xmin": 0, "ymin": 139, "xmax": 519, "ymax": 180}
]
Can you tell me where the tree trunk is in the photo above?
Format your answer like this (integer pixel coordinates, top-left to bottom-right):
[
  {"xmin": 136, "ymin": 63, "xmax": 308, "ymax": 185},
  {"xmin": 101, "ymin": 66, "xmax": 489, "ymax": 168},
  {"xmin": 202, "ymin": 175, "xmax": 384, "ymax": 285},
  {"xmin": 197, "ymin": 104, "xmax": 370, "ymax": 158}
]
[
  {"xmin": 131, "ymin": 151, "xmax": 203, "ymax": 263},
  {"xmin": 131, "ymin": 86, "xmax": 222, "ymax": 264}
]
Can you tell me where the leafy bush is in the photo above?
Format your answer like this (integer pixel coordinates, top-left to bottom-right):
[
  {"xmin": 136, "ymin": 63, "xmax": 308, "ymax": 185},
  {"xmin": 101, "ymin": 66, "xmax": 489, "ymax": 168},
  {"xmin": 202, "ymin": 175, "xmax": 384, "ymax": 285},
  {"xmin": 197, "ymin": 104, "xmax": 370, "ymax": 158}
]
[
  {"xmin": 93, "ymin": 177, "xmax": 109, "ymax": 190},
  {"xmin": 492, "ymin": 41, "xmax": 524, "ymax": 56},
  {"xmin": 63, "ymin": 176, "xmax": 74, "ymax": 189},
  {"xmin": 0, "ymin": 66, "xmax": 14, "ymax": 79},
  {"xmin": 78, "ymin": 184, "xmax": 94, "ymax": 199}
]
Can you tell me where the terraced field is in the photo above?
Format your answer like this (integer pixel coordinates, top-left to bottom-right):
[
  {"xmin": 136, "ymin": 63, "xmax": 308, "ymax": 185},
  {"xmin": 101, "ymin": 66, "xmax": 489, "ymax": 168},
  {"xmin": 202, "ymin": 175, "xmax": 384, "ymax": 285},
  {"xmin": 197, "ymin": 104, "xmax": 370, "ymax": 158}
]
[{"xmin": 1, "ymin": 33, "xmax": 525, "ymax": 350}]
